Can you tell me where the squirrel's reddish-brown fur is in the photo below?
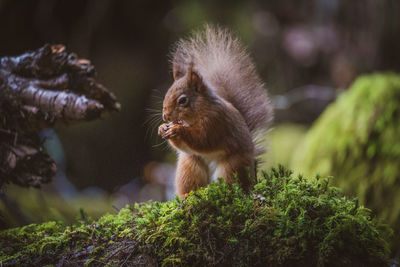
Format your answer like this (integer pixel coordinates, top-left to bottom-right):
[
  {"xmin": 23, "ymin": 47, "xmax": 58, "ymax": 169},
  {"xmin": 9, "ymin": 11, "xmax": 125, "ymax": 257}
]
[{"xmin": 158, "ymin": 25, "xmax": 273, "ymax": 197}]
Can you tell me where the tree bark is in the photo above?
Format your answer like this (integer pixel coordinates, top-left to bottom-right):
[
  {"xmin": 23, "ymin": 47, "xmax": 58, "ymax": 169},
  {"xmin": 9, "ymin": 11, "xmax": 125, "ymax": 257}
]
[{"xmin": 0, "ymin": 44, "xmax": 120, "ymax": 188}]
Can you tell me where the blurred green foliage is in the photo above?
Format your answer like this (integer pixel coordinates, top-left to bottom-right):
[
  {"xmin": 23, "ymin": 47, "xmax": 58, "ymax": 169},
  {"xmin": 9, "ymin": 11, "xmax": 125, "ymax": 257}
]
[
  {"xmin": 259, "ymin": 123, "xmax": 308, "ymax": 170},
  {"xmin": 292, "ymin": 73, "xmax": 400, "ymax": 246},
  {"xmin": 0, "ymin": 166, "xmax": 391, "ymax": 266},
  {"xmin": 0, "ymin": 186, "xmax": 113, "ymax": 227}
]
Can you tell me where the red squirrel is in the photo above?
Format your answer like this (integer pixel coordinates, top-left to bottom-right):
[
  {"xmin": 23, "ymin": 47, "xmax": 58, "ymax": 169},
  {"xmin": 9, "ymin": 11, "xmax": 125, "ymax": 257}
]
[{"xmin": 158, "ymin": 25, "xmax": 273, "ymax": 197}]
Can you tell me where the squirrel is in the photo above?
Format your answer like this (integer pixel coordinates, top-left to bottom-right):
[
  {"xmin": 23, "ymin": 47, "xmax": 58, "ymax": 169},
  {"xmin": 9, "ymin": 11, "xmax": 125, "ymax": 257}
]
[{"xmin": 158, "ymin": 25, "xmax": 273, "ymax": 197}]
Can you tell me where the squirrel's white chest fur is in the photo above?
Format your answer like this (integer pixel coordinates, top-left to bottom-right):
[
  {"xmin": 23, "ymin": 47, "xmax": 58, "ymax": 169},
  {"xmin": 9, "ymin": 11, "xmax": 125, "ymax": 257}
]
[{"xmin": 176, "ymin": 145, "xmax": 227, "ymax": 183}]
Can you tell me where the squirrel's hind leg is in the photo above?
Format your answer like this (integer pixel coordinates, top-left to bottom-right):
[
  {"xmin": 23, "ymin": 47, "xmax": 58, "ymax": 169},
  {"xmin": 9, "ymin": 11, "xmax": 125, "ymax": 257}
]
[
  {"xmin": 175, "ymin": 153, "xmax": 210, "ymax": 197},
  {"xmin": 216, "ymin": 154, "xmax": 254, "ymax": 191}
]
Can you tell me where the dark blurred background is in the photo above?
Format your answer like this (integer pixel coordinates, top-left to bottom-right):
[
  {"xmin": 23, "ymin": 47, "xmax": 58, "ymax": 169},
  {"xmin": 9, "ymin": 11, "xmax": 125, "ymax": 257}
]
[{"xmin": 0, "ymin": 0, "xmax": 399, "ymax": 226}]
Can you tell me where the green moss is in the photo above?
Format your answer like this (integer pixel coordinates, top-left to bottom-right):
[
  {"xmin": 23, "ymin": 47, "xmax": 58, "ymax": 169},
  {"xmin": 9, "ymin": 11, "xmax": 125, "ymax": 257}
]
[
  {"xmin": 292, "ymin": 73, "xmax": 400, "ymax": 245},
  {"xmin": 134, "ymin": 166, "xmax": 391, "ymax": 266},
  {"xmin": 0, "ymin": 221, "xmax": 65, "ymax": 263},
  {"xmin": 0, "ymin": 166, "xmax": 392, "ymax": 266},
  {"xmin": 0, "ymin": 207, "xmax": 138, "ymax": 266}
]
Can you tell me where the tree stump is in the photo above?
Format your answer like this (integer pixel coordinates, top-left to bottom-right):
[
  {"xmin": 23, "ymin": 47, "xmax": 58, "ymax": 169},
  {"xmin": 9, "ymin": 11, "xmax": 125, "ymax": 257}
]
[{"xmin": 0, "ymin": 44, "xmax": 120, "ymax": 188}]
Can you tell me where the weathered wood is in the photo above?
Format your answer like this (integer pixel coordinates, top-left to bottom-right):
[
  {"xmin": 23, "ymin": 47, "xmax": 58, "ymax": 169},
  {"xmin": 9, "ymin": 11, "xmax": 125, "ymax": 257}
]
[{"xmin": 0, "ymin": 44, "xmax": 120, "ymax": 188}]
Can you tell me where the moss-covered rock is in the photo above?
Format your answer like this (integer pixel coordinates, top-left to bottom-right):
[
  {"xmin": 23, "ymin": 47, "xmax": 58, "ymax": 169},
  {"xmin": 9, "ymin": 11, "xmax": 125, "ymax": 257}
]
[
  {"xmin": 292, "ymin": 73, "xmax": 400, "ymax": 243},
  {"xmin": 0, "ymin": 166, "xmax": 391, "ymax": 266}
]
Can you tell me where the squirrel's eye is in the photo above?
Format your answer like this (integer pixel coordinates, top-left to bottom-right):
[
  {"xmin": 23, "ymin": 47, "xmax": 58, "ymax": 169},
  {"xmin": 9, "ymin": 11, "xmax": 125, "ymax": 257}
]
[{"xmin": 178, "ymin": 95, "xmax": 188, "ymax": 106}]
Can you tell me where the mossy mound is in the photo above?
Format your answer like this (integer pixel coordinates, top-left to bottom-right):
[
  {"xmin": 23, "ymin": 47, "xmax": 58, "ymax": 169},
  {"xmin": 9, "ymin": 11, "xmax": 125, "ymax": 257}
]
[
  {"xmin": 292, "ymin": 73, "xmax": 400, "ymax": 240},
  {"xmin": 0, "ymin": 167, "xmax": 391, "ymax": 266}
]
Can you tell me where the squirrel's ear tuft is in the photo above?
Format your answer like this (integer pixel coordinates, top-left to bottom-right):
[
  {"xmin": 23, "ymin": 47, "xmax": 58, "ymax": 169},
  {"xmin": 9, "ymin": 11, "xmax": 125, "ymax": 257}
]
[
  {"xmin": 173, "ymin": 67, "xmax": 184, "ymax": 81},
  {"xmin": 186, "ymin": 65, "xmax": 204, "ymax": 93}
]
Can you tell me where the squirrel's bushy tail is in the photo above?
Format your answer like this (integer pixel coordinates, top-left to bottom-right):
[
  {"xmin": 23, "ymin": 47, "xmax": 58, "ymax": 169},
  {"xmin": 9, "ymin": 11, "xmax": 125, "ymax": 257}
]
[{"xmin": 172, "ymin": 25, "xmax": 273, "ymax": 137}]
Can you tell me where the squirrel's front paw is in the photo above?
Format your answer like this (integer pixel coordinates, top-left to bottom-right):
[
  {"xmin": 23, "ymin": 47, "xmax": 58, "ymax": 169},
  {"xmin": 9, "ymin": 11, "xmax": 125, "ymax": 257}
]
[
  {"xmin": 158, "ymin": 123, "xmax": 169, "ymax": 137},
  {"xmin": 159, "ymin": 123, "xmax": 181, "ymax": 139}
]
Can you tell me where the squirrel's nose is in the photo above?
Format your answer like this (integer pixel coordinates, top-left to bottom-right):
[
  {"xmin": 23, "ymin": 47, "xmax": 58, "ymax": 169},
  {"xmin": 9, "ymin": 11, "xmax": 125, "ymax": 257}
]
[{"xmin": 163, "ymin": 113, "xmax": 169, "ymax": 122}]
